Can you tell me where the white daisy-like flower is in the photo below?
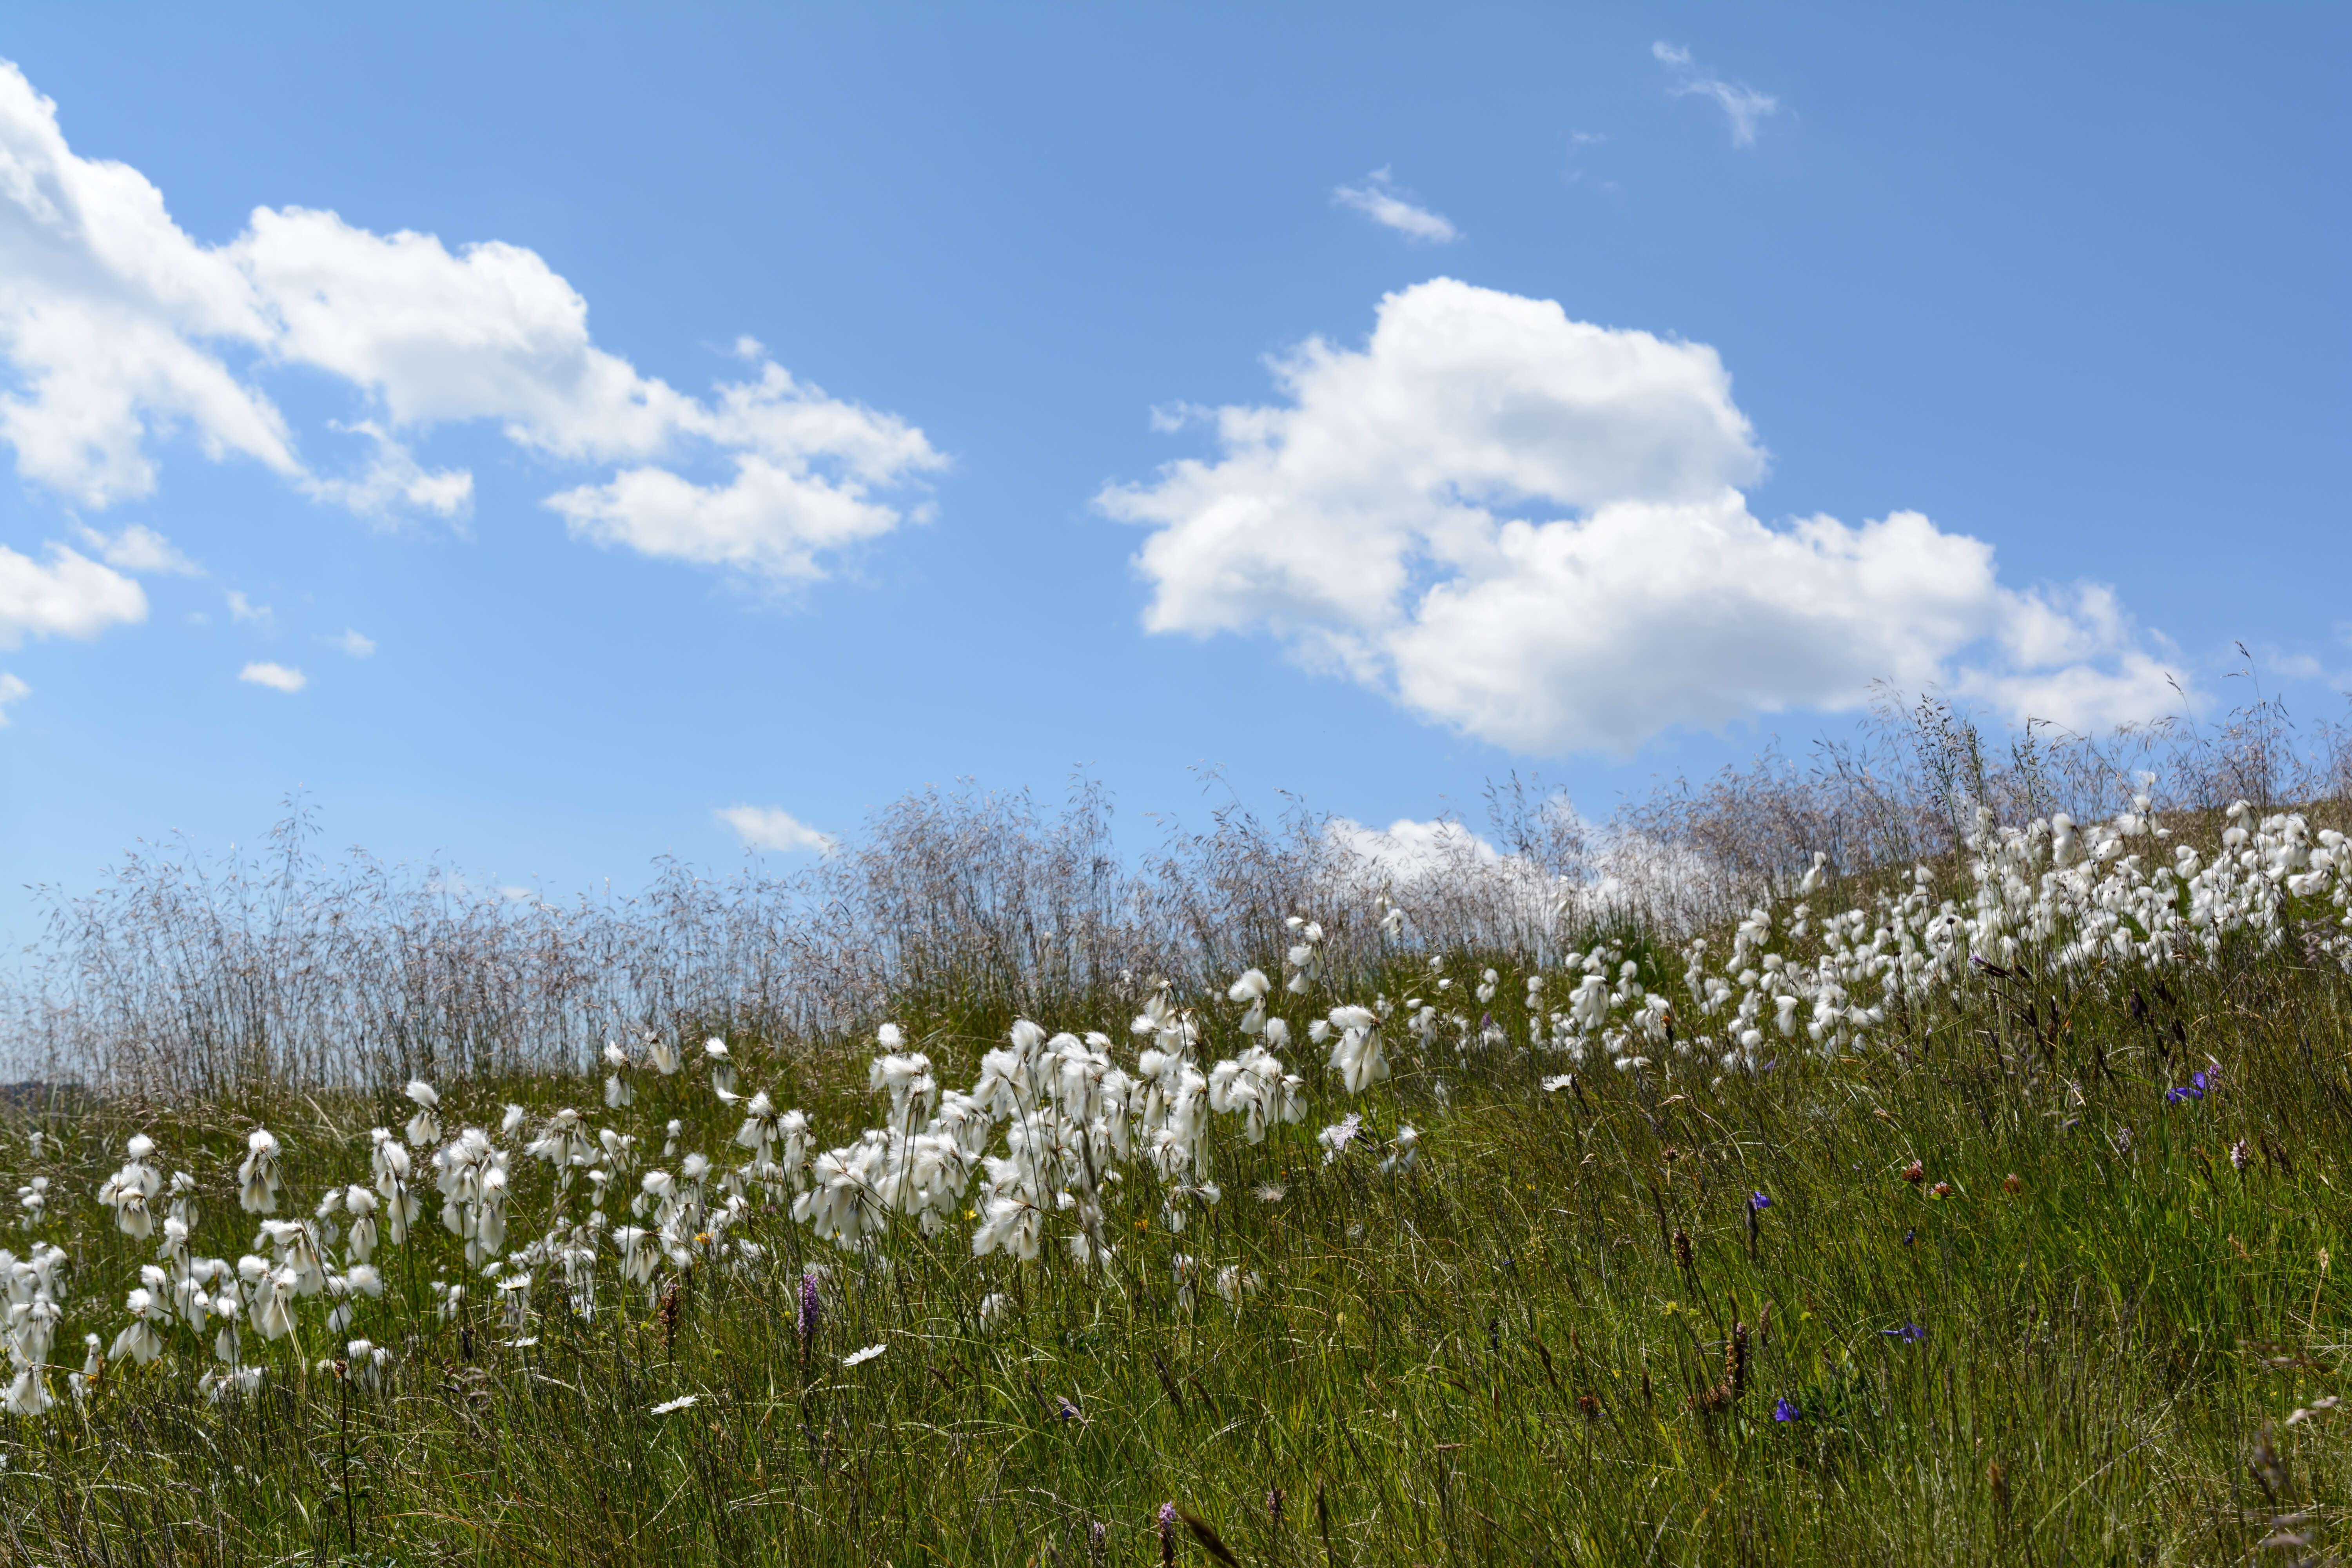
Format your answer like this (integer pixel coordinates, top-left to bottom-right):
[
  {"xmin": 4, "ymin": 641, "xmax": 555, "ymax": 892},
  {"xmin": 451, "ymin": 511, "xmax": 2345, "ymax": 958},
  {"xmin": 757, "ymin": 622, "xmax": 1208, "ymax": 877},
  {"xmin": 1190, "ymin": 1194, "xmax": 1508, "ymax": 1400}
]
[
  {"xmin": 842, "ymin": 1343, "xmax": 886, "ymax": 1367},
  {"xmin": 650, "ymin": 1394, "xmax": 699, "ymax": 1414}
]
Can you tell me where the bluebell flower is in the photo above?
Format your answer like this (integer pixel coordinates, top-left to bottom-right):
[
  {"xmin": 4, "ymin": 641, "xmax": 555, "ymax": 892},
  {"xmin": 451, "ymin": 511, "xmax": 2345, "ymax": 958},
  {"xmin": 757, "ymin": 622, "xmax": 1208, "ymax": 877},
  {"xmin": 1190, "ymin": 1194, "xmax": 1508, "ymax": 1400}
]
[
  {"xmin": 1772, "ymin": 1396, "xmax": 1801, "ymax": 1422},
  {"xmin": 1880, "ymin": 1321, "xmax": 1926, "ymax": 1344},
  {"xmin": 2166, "ymin": 1075, "xmax": 2206, "ymax": 1104},
  {"xmin": 1749, "ymin": 1191, "xmax": 1772, "ymax": 1212}
]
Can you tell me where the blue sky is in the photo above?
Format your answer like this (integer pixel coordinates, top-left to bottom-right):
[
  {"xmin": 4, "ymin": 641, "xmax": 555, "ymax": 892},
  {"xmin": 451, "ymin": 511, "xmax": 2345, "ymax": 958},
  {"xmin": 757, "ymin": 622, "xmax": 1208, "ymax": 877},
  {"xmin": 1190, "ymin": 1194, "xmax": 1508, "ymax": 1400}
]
[{"xmin": 0, "ymin": 3, "xmax": 2344, "ymax": 938}]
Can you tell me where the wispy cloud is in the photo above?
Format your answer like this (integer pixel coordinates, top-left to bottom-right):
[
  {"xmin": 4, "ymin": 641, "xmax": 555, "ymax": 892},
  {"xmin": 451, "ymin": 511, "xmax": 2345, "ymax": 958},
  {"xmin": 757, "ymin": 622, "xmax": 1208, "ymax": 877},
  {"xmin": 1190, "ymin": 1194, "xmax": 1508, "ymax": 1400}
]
[
  {"xmin": 2256, "ymin": 642, "xmax": 2352, "ymax": 690},
  {"xmin": 1332, "ymin": 169, "xmax": 1461, "ymax": 244},
  {"xmin": 1653, "ymin": 42, "xmax": 1779, "ymax": 148},
  {"xmin": 1148, "ymin": 401, "xmax": 1216, "ymax": 434},
  {"xmin": 332, "ymin": 629, "xmax": 376, "ymax": 658},
  {"xmin": 1563, "ymin": 130, "xmax": 1617, "ymax": 191},
  {"xmin": 0, "ymin": 671, "xmax": 28, "ymax": 725},
  {"xmin": 72, "ymin": 523, "xmax": 202, "ymax": 575},
  {"xmin": 238, "ymin": 661, "xmax": 305, "ymax": 693},
  {"xmin": 226, "ymin": 590, "xmax": 271, "ymax": 626},
  {"xmin": 301, "ymin": 421, "xmax": 472, "ymax": 522},
  {"xmin": 714, "ymin": 804, "xmax": 835, "ymax": 855}
]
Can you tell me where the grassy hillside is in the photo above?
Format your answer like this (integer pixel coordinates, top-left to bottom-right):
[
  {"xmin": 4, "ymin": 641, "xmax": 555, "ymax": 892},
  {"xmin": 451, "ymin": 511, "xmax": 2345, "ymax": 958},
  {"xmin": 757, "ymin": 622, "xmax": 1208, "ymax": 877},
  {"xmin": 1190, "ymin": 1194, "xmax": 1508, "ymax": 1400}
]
[{"xmin": 6, "ymin": 797, "xmax": 2352, "ymax": 1564}]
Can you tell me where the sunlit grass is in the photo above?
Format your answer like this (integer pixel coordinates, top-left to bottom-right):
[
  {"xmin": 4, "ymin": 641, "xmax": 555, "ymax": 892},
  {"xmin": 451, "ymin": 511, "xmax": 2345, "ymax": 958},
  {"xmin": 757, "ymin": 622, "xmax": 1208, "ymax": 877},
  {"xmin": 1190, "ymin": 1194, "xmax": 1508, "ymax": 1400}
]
[{"xmin": 7, "ymin": 923, "xmax": 2350, "ymax": 1565}]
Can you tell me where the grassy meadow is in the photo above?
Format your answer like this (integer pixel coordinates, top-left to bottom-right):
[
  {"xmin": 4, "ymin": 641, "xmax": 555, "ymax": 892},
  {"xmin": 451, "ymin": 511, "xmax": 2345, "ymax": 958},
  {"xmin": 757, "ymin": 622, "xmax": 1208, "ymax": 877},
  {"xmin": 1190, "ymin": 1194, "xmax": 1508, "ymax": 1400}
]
[{"xmin": 5, "ymin": 709, "xmax": 2352, "ymax": 1565}]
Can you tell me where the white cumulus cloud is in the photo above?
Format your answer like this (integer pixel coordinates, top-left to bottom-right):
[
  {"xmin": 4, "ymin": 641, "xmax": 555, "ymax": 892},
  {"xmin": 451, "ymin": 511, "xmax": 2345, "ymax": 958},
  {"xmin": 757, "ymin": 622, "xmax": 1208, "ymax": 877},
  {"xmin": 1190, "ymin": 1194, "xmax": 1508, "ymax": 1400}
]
[
  {"xmin": 546, "ymin": 365, "xmax": 942, "ymax": 582},
  {"xmin": 1327, "ymin": 817, "xmax": 1501, "ymax": 880},
  {"xmin": 715, "ymin": 804, "xmax": 835, "ymax": 855},
  {"xmin": 0, "ymin": 540, "xmax": 146, "ymax": 648},
  {"xmin": 0, "ymin": 671, "xmax": 28, "ymax": 724},
  {"xmin": 238, "ymin": 661, "xmax": 305, "ymax": 692},
  {"xmin": 1653, "ymin": 42, "xmax": 1779, "ymax": 148},
  {"xmin": 0, "ymin": 58, "xmax": 940, "ymax": 586},
  {"xmin": 0, "ymin": 66, "xmax": 297, "ymax": 506},
  {"xmin": 225, "ymin": 589, "xmax": 270, "ymax": 625},
  {"xmin": 1100, "ymin": 278, "xmax": 2180, "ymax": 754},
  {"xmin": 332, "ymin": 628, "xmax": 375, "ymax": 658},
  {"xmin": 1332, "ymin": 169, "xmax": 1460, "ymax": 244}
]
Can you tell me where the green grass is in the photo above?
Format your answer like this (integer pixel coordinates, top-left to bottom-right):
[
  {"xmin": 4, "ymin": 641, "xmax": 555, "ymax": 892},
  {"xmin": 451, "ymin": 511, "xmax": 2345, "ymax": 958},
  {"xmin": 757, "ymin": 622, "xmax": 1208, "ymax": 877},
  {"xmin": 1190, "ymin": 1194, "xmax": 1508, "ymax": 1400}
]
[{"xmin": 7, "ymin": 940, "xmax": 2352, "ymax": 1566}]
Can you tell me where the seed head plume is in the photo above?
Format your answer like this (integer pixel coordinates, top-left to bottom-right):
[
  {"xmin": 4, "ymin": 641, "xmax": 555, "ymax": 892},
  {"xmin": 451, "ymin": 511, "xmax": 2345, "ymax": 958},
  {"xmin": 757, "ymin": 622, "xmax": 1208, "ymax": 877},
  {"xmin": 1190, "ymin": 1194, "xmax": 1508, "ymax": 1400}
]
[{"xmin": 1690, "ymin": 1320, "xmax": 1749, "ymax": 1414}]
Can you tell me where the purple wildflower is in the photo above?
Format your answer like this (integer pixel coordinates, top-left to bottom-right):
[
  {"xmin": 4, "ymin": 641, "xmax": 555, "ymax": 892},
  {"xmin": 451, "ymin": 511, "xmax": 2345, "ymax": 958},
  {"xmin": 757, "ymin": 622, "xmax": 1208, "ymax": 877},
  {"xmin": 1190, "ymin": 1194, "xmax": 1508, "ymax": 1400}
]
[
  {"xmin": 796, "ymin": 1273, "xmax": 820, "ymax": 1341},
  {"xmin": 1880, "ymin": 1321, "xmax": 1926, "ymax": 1344},
  {"xmin": 1772, "ymin": 1396, "xmax": 1801, "ymax": 1422},
  {"xmin": 1749, "ymin": 1191, "xmax": 1772, "ymax": 1212}
]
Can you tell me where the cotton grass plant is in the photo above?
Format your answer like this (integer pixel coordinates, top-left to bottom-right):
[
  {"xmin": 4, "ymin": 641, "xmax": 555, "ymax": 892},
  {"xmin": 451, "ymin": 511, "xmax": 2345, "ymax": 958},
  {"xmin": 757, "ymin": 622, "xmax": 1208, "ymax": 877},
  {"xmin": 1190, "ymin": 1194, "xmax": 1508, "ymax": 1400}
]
[{"xmin": 3, "ymin": 693, "xmax": 2352, "ymax": 1563}]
